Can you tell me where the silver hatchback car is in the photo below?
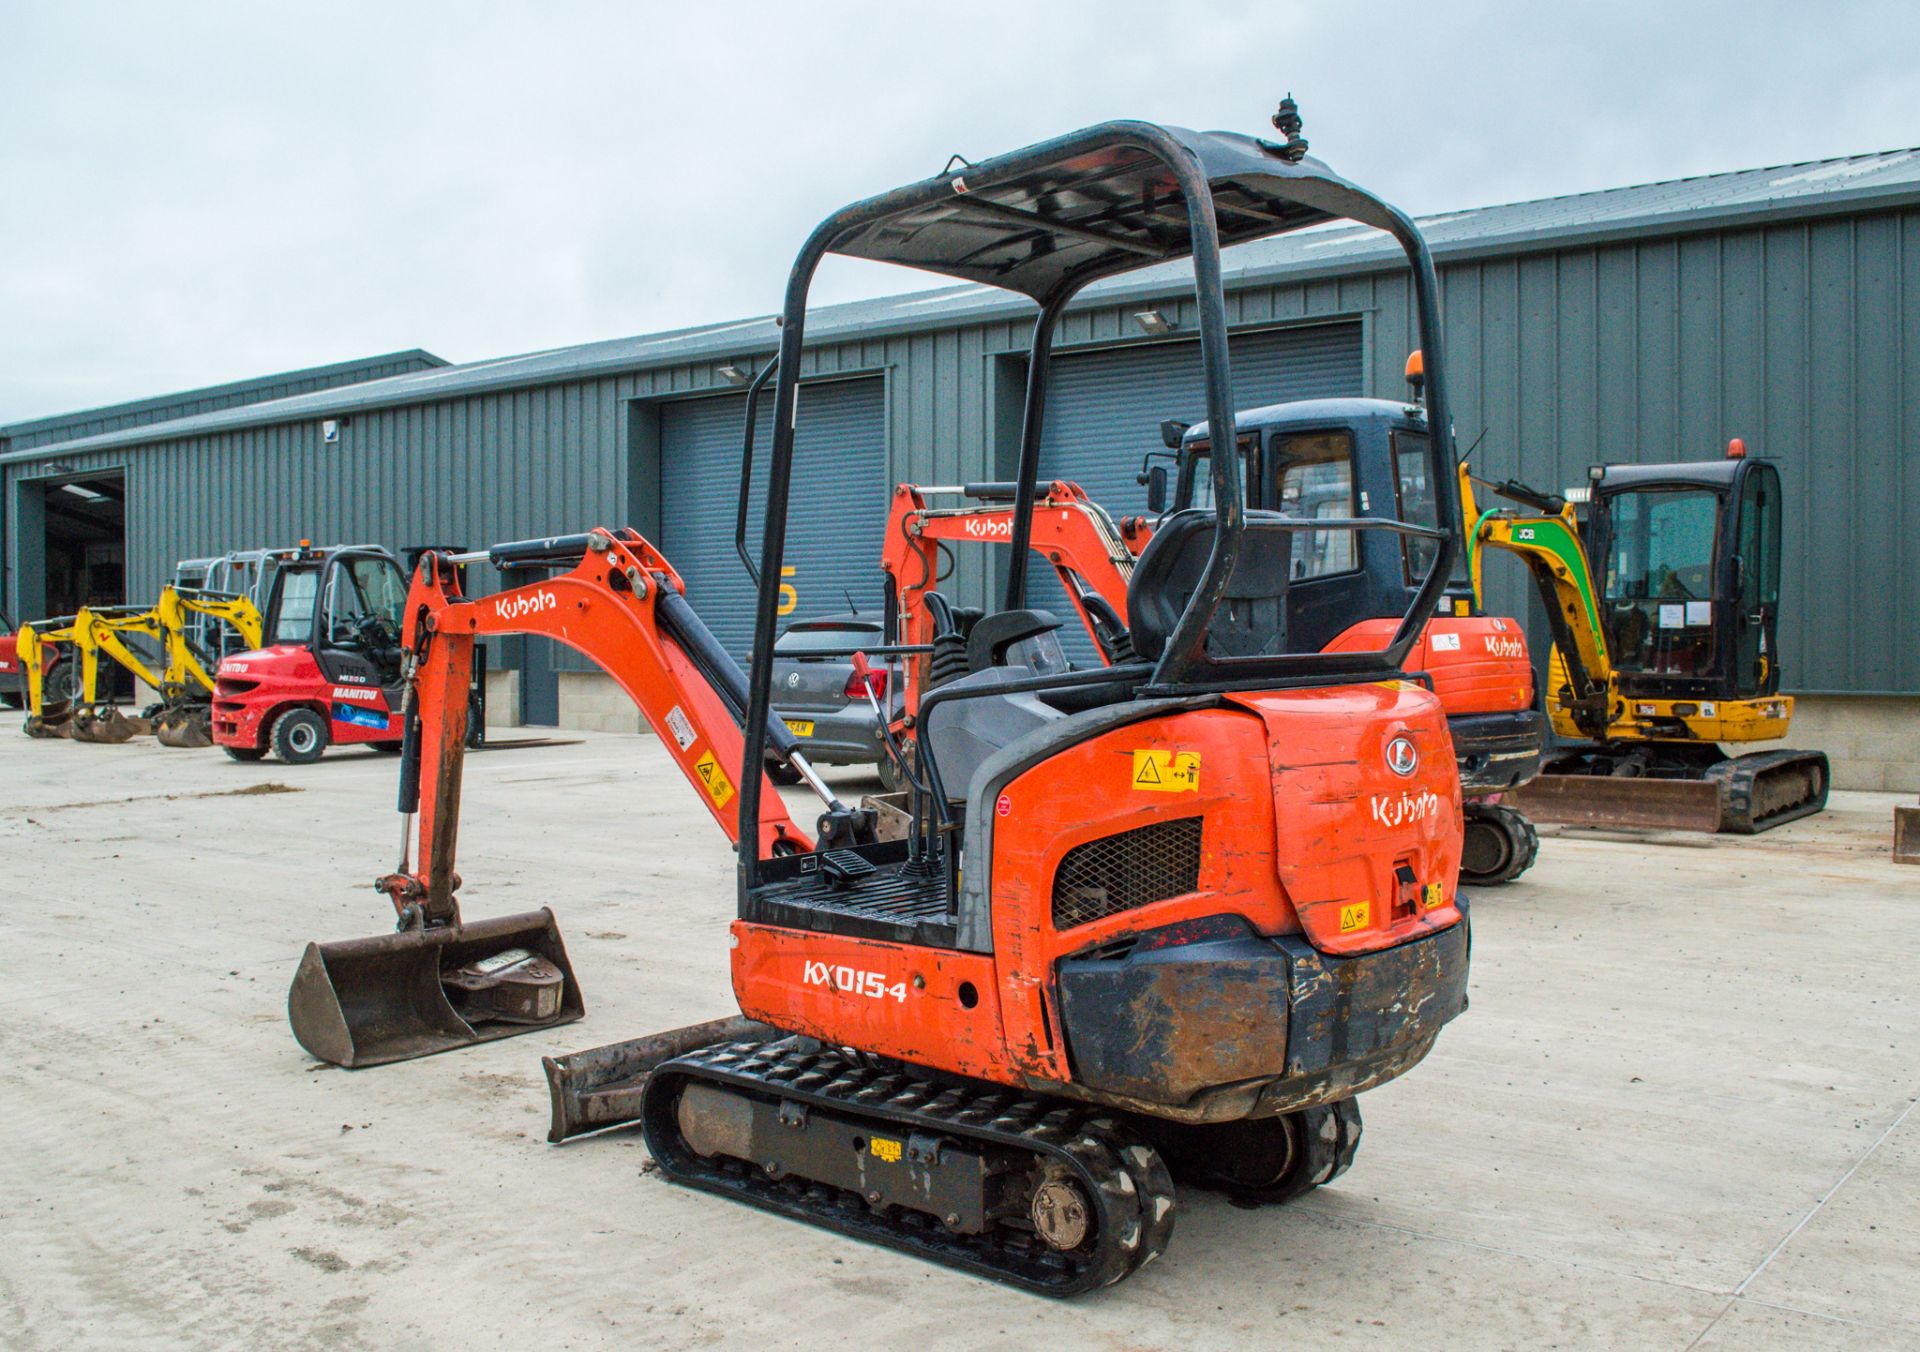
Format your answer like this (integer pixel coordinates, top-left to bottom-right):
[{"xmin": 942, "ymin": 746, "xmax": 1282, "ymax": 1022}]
[{"xmin": 768, "ymin": 613, "xmax": 907, "ymax": 787}]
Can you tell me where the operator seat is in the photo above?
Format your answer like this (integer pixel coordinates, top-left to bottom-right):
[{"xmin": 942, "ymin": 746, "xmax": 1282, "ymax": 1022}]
[{"xmin": 1126, "ymin": 509, "xmax": 1293, "ymax": 662}]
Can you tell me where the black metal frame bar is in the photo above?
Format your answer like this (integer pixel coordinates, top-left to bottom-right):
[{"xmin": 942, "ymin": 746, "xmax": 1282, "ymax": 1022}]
[{"xmin": 734, "ymin": 119, "xmax": 1463, "ymax": 894}]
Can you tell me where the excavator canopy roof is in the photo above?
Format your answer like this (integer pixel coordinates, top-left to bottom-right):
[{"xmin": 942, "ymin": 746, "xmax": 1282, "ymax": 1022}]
[{"xmin": 829, "ymin": 122, "xmax": 1410, "ymax": 301}]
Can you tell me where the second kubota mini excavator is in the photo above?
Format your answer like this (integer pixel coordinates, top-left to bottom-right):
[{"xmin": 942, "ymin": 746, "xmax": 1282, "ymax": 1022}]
[
  {"xmin": 1461, "ymin": 445, "xmax": 1829, "ymax": 832},
  {"xmin": 288, "ymin": 105, "xmax": 1475, "ymax": 1293},
  {"xmin": 876, "ymin": 373, "xmax": 1545, "ymax": 884}
]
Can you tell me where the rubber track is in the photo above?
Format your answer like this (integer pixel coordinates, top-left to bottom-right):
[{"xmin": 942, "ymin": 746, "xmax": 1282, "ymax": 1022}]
[
  {"xmin": 641, "ymin": 1039, "xmax": 1176, "ymax": 1296},
  {"xmin": 1705, "ymin": 749, "xmax": 1830, "ymax": 834}
]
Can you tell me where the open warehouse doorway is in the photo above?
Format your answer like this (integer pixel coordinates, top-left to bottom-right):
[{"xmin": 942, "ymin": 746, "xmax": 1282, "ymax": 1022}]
[{"xmin": 36, "ymin": 469, "xmax": 128, "ymax": 617}]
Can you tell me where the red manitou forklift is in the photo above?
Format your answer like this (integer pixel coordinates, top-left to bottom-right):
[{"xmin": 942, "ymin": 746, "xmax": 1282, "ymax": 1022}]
[
  {"xmin": 212, "ymin": 543, "xmax": 412, "ymax": 763},
  {"xmin": 298, "ymin": 104, "xmax": 1474, "ymax": 1293}
]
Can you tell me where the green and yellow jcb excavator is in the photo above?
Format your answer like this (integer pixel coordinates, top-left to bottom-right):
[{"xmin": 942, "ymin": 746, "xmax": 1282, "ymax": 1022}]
[{"xmin": 1460, "ymin": 440, "xmax": 1828, "ymax": 833}]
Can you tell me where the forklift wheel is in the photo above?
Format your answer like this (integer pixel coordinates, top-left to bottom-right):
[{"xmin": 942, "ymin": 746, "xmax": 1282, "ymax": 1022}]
[
  {"xmin": 223, "ymin": 744, "xmax": 268, "ymax": 763},
  {"xmin": 269, "ymin": 708, "xmax": 330, "ymax": 765}
]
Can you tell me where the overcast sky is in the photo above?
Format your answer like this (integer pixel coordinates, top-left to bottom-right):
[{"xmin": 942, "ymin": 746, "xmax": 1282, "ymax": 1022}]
[{"xmin": 3, "ymin": 0, "xmax": 1917, "ymax": 424}]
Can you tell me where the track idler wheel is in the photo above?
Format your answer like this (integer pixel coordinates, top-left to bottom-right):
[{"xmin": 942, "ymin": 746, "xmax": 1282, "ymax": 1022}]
[
  {"xmin": 1459, "ymin": 802, "xmax": 1540, "ymax": 886},
  {"xmin": 1144, "ymin": 1099, "xmax": 1362, "ymax": 1207}
]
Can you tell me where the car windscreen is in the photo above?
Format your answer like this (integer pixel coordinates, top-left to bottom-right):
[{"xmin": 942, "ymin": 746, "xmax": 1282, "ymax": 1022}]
[{"xmin": 776, "ymin": 624, "xmax": 881, "ymax": 655}]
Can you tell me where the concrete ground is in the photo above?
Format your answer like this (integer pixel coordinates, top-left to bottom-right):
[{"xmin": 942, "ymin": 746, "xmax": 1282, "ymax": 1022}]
[{"xmin": 0, "ymin": 730, "xmax": 1914, "ymax": 1351}]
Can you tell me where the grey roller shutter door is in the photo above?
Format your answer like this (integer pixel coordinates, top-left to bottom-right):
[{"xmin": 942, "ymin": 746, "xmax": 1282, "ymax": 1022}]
[
  {"xmin": 659, "ymin": 376, "xmax": 887, "ymax": 660},
  {"xmin": 1032, "ymin": 322, "xmax": 1363, "ymax": 658}
]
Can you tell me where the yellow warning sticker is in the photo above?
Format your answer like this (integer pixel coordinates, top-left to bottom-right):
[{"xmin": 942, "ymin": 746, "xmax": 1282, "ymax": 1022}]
[
  {"xmin": 693, "ymin": 750, "xmax": 736, "ymax": 808},
  {"xmin": 1131, "ymin": 749, "xmax": 1200, "ymax": 793},
  {"xmin": 1421, "ymin": 882, "xmax": 1444, "ymax": 909},
  {"xmin": 1339, "ymin": 901, "xmax": 1370, "ymax": 933},
  {"xmin": 869, "ymin": 1136, "xmax": 903, "ymax": 1163}
]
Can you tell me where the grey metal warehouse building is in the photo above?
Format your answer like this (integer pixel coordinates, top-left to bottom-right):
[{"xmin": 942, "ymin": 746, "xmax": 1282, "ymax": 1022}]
[{"xmin": 4, "ymin": 150, "xmax": 1917, "ymax": 789}]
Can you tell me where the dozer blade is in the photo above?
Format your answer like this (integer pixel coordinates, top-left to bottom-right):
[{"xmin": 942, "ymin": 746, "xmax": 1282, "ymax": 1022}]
[
  {"xmin": 543, "ymin": 1015, "xmax": 781, "ymax": 1143},
  {"xmin": 154, "ymin": 706, "xmax": 214, "ymax": 748},
  {"xmin": 70, "ymin": 706, "xmax": 150, "ymax": 743},
  {"xmin": 1893, "ymin": 805, "xmax": 1919, "ymax": 865},
  {"xmin": 289, "ymin": 907, "xmax": 583, "ymax": 1068},
  {"xmin": 1509, "ymin": 774, "xmax": 1725, "ymax": 833}
]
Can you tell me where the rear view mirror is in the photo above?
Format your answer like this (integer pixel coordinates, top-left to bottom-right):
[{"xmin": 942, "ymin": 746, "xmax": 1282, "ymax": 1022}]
[{"xmin": 1144, "ymin": 464, "xmax": 1170, "ymax": 514}]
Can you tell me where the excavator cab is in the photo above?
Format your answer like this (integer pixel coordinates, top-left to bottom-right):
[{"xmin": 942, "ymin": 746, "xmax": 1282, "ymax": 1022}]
[{"xmin": 1584, "ymin": 455, "xmax": 1783, "ymax": 703}]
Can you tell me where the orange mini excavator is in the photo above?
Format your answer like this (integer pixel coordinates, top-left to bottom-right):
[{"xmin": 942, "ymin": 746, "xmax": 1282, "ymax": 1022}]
[{"xmin": 299, "ymin": 104, "xmax": 1474, "ymax": 1294}]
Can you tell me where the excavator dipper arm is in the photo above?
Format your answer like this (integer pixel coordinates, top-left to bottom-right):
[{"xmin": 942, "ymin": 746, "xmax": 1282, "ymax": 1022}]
[
  {"xmin": 883, "ymin": 481, "xmax": 1149, "ymax": 718},
  {"xmin": 382, "ymin": 528, "xmax": 816, "ymax": 928},
  {"xmin": 1458, "ymin": 464, "xmax": 1615, "ymax": 734}
]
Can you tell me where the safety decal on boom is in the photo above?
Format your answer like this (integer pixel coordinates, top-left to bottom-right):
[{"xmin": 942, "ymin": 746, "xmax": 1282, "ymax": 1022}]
[
  {"xmin": 693, "ymin": 749, "xmax": 736, "ymax": 808},
  {"xmin": 664, "ymin": 705, "xmax": 697, "ymax": 751},
  {"xmin": 1131, "ymin": 749, "xmax": 1200, "ymax": 793}
]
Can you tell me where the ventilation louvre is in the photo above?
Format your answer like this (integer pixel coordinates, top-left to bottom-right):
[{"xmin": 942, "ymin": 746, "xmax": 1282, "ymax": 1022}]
[{"xmin": 1051, "ymin": 817, "xmax": 1203, "ymax": 930}]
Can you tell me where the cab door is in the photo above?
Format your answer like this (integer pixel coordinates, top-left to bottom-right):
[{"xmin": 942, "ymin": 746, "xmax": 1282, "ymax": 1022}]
[
  {"xmin": 1731, "ymin": 462, "xmax": 1783, "ymax": 696},
  {"xmin": 315, "ymin": 552, "xmax": 408, "ymax": 693}
]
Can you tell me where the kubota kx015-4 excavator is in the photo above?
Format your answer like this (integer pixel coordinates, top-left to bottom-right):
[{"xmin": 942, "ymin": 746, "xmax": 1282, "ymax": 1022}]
[
  {"xmin": 294, "ymin": 106, "xmax": 1474, "ymax": 1293},
  {"xmin": 1462, "ymin": 446, "xmax": 1829, "ymax": 833}
]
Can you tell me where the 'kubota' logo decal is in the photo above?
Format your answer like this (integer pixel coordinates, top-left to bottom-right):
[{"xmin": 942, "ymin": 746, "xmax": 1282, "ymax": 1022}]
[
  {"xmin": 963, "ymin": 517, "xmax": 1013, "ymax": 539},
  {"xmin": 1386, "ymin": 736, "xmax": 1419, "ymax": 776},
  {"xmin": 1483, "ymin": 635, "xmax": 1526, "ymax": 660},
  {"xmin": 1370, "ymin": 788, "xmax": 1441, "ymax": 826},
  {"xmin": 494, "ymin": 588, "xmax": 558, "ymax": 622}
]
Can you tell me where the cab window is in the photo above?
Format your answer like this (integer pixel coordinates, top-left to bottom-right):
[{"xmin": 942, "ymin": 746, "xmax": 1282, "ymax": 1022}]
[
  {"xmin": 1391, "ymin": 430, "xmax": 1440, "ymax": 584},
  {"xmin": 1602, "ymin": 486, "xmax": 1721, "ymax": 674},
  {"xmin": 1176, "ymin": 435, "xmax": 1255, "ymax": 512},
  {"xmin": 325, "ymin": 557, "xmax": 407, "ymax": 644},
  {"xmin": 269, "ymin": 569, "xmax": 319, "ymax": 644},
  {"xmin": 1271, "ymin": 429, "xmax": 1357, "ymax": 579}
]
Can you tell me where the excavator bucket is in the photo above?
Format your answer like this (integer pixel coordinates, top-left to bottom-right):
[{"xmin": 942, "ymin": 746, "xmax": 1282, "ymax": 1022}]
[
  {"xmin": 69, "ymin": 706, "xmax": 151, "ymax": 743},
  {"xmin": 288, "ymin": 907, "xmax": 583, "ymax": 1068},
  {"xmin": 24, "ymin": 698, "xmax": 75, "ymax": 738},
  {"xmin": 154, "ymin": 704, "xmax": 214, "ymax": 748}
]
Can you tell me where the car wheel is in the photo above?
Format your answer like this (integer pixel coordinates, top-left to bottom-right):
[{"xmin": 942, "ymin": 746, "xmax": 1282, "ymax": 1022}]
[
  {"xmin": 876, "ymin": 755, "xmax": 905, "ymax": 793},
  {"xmin": 269, "ymin": 708, "xmax": 329, "ymax": 765},
  {"xmin": 0, "ymin": 689, "xmax": 21, "ymax": 710},
  {"xmin": 765, "ymin": 758, "xmax": 804, "ymax": 786},
  {"xmin": 371, "ymin": 740, "xmax": 404, "ymax": 754}
]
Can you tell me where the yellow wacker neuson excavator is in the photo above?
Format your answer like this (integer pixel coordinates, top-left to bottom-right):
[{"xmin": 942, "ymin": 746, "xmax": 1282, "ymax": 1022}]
[
  {"xmin": 1460, "ymin": 442, "xmax": 1828, "ymax": 833},
  {"xmin": 17, "ymin": 586, "xmax": 262, "ymax": 746}
]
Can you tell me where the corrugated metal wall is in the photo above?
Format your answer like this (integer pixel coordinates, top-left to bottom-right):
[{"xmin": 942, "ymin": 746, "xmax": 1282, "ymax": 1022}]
[
  {"xmin": 6, "ymin": 204, "xmax": 1916, "ymax": 694},
  {"xmin": 1437, "ymin": 210, "xmax": 1920, "ymax": 694},
  {"xmin": 2, "ymin": 352, "xmax": 443, "ymax": 452}
]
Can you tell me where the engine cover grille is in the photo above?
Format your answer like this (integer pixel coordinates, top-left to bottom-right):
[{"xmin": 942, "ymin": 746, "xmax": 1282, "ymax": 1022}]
[{"xmin": 1051, "ymin": 816, "xmax": 1203, "ymax": 930}]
